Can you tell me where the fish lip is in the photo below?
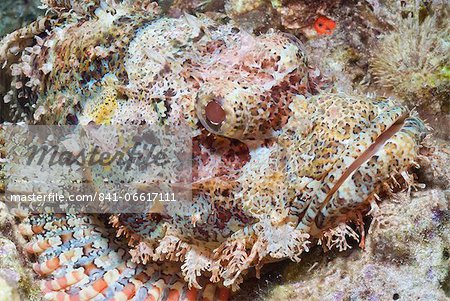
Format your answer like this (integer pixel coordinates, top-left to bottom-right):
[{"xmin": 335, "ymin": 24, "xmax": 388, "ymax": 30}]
[
  {"xmin": 307, "ymin": 112, "xmax": 422, "ymax": 235},
  {"xmin": 322, "ymin": 112, "xmax": 410, "ymax": 206}
]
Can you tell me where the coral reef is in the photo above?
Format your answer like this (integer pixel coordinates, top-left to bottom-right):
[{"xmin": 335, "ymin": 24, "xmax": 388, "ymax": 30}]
[
  {"xmin": 225, "ymin": 0, "xmax": 340, "ymax": 35},
  {"xmin": 0, "ymin": 0, "xmax": 447, "ymax": 300},
  {"xmin": 267, "ymin": 188, "xmax": 449, "ymax": 301}
]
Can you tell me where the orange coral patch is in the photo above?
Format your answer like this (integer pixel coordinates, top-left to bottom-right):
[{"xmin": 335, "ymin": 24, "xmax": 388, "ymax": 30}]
[{"xmin": 314, "ymin": 16, "xmax": 336, "ymax": 35}]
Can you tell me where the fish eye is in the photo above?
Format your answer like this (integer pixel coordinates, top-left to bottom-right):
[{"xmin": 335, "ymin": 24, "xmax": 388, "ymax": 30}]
[{"xmin": 205, "ymin": 100, "xmax": 226, "ymax": 126}]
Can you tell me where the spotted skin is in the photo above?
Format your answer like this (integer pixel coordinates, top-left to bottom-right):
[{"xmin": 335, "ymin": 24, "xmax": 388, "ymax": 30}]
[{"xmin": 0, "ymin": 0, "xmax": 428, "ymax": 299}]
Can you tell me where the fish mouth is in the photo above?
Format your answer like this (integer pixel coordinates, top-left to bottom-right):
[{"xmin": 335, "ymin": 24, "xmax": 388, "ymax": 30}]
[
  {"xmin": 307, "ymin": 112, "xmax": 426, "ymax": 236},
  {"xmin": 323, "ymin": 113, "xmax": 409, "ymax": 206}
]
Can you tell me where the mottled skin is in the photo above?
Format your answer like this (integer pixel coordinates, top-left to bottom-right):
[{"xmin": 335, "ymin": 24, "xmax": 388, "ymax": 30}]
[{"xmin": 0, "ymin": 0, "xmax": 427, "ymax": 300}]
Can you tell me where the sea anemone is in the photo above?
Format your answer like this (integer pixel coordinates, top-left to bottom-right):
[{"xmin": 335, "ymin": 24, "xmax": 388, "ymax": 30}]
[{"xmin": 369, "ymin": 7, "xmax": 449, "ymax": 113}]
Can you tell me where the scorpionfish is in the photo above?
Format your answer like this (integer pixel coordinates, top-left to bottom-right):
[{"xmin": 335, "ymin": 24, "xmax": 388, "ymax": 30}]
[{"xmin": 0, "ymin": 0, "xmax": 427, "ymax": 300}]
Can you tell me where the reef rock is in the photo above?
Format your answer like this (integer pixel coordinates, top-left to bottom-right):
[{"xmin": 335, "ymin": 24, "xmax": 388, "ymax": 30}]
[{"xmin": 236, "ymin": 138, "xmax": 450, "ymax": 301}]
